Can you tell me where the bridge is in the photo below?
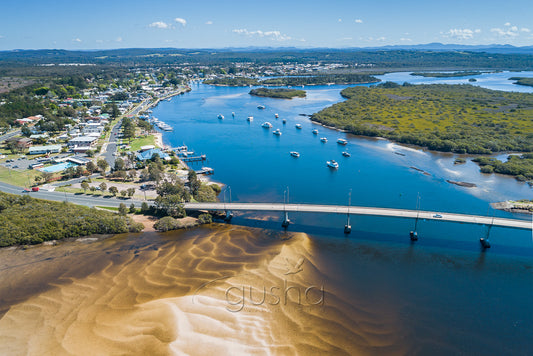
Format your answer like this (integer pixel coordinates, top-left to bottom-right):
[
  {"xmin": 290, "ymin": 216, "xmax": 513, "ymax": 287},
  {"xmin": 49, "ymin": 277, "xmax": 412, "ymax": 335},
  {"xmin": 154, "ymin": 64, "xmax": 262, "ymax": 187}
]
[{"xmin": 184, "ymin": 202, "xmax": 533, "ymax": 231}]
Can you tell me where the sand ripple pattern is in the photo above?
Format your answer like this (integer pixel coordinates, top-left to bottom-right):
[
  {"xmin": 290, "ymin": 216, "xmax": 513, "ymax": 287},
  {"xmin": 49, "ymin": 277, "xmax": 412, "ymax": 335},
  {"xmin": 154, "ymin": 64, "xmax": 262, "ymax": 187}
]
[{"xmin": 0, "ymin": 226, "xmax": 407, "ymax": 355}]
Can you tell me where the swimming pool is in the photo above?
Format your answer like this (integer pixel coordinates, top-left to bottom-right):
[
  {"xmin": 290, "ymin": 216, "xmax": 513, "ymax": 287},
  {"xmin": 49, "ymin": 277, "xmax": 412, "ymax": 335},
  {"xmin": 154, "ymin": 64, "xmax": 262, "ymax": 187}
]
[{"xmin": 39, "ymin": 162, "xmax": 77, "ymax": 173}]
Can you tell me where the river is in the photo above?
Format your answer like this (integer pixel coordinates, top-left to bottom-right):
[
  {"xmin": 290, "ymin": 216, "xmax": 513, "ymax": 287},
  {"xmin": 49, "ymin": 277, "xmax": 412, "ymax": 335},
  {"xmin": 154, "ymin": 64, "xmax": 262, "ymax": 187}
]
[{"xmin": 1, "ymin": 71, "xmax": 533, "ymax": 355}]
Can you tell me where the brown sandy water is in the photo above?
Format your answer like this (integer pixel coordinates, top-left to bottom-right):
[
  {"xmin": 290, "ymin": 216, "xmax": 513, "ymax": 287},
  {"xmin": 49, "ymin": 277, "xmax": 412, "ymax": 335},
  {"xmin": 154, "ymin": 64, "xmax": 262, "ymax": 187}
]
[{"xmin": 0, "ymin": 226, "xmax": 408, "ymax": 356}]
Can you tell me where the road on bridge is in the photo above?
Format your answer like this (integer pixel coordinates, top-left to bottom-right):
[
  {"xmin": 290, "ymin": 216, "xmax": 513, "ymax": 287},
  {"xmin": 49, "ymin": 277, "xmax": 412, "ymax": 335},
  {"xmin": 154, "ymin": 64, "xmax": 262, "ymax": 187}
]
[{"xmin": 184, "ymin": 202, "xmax": 533, "ymax": 230}]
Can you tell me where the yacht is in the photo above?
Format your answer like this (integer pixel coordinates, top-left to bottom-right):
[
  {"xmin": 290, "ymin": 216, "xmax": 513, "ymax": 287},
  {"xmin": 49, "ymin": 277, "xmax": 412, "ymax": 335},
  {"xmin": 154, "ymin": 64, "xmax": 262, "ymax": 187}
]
[
  {"xmin": 247, "ymin": 116, "xmax": 254, "ymax": 122},
  {"xmin": 327, "ymin": 160, "xmax": 339, "ymax": 169},
  {"xmin": 273, "ymin": 129, "xmax": 282, "ymax": 136},
  {"xmin": 257, "ymin": 105, "xmax": 265, "ymax": 109},
  {"xmin": 290, "ymin": 151, "xmax": 300, "ymax": 158},
  {"xmin": 295, "ymin": 124, "xmax": 302, "ymax": 129},
  {"xmin": 262, "ymin": 122, "xmax": 273, "ymax": 128},
  {"xmin": 320, "ymin": 137, "xmax": 328, "ymax": 143},
  {"xmin": 231, "ymin": 112, "xmax": 235, "ymax": 118},
  {"xmin": 337, "ymin": 138, "xmax": 348, "ymax": 145},
  {"xmin": 342, "ymin": 152, "xmax": 351, "ymax": 157},
  {"xmin": 282, "ymin": 119, "xmax": 287, "ymax": 124},
  {"xmin": 218, "ymin": 114, "xmax": 224, "ymax": 120},
  {"xmin": 312, "ymin": 129, "xmax": 318, "ymax": 135},
  {"xmin": 275, "ymin": 113, "xmax": 279, "ymax": 118}
]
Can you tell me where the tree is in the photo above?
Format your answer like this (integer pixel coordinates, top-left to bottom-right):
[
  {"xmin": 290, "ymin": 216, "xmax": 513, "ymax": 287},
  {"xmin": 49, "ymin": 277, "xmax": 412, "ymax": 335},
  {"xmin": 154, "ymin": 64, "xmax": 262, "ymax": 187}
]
[
  {"xmin": 81, "ymin": 181, "xmax": 89, "ymax": 193},
  {"xmin": 34, "ymin": 175, "xmax": 42, "ymax": 185},
  {"xmin": 129, "ymin": 203, "xmax": 136, "ymax": 214},
  {"xmin": 118, "ymin": 203, "xmax": 127, "ymax": 216},
  {"xmin": 99, "ymin": 182, "xmax": 107, "ymax": 193},
  {"xmin": 42, "ymin": 172, "xmax": 54, "ymax": 183},
  {"xmin": 188, "ymin": 169, "xmax": 200, "ymax": 196},
  {"xmin": 86, "ymin": 161, "xmax": 97, "ymax": 173},
  {"xmin": 128, "ymin": 170, "xmax": 137, "ymax": 181},
  {"xmin": 76, "ymin": 165, "xmax": 86, "ymax": 177},
  {"xmin": 114, "ymin": 157, "xmax": 125, "ymax": 171},
  {"xmin": 21, "ymin": 126, "xmax": 32, "ymax": 137},
  {"xmin": 120, "ymin": 190, "xmax": 127, "ymax": 198},
  {"xmin": 140, "ymin": 202, "xmax": 149, "ymax": 214},
  {"xmin": 109, "ymin": 186, "xmax": 119, "ymax": 196},
  {"xmin": 198, "ymin": 213, "xmax": 212, "ymax": 224},
  {"xmin": 97, "ymin": 159, "xmax": 109, "ymax": 175},
  {"xmin": 127, "ymin": 187, "xmax": 135, "ymax": 198}
]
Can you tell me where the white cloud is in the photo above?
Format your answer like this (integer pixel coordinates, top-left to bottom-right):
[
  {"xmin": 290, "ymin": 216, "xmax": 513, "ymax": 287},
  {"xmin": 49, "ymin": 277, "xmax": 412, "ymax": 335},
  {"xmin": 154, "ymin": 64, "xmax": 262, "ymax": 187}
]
[
  {"xmin": 491, "ymin": 26, "xmax": 519, "ymax": 37},
  {"xmin": 206, "ymin": 21, "xmax": 213, "ymax": 25},
  {"xmin": 355, "ymin": 19, "xmax": 363, "ymax": 24},
  {"xmin": 338, "ymin": 18, "xmax": 342, "ymax": 22},
  {"xmin": 72, "ymin": 38, "xmax": 82, "ymax": 42},
  {"xmin": 442, "ymin": 28, "xmax": 480, "ymax": 40},
  {"xmin": 505, "ymin": 22, "xmax": 511, "ymax": 26},
  {"xmin": 400, "ymin": 38, "xmax": 412, "ymax": 42},
  {"xmin": 376, "ymin": 36, "xmax": 386, "ymax": 41},
  {"xmin": 232, "ymin": 29, "xmax": 292, "ymax": 41},
  {"xmin": 149, "ymin": 21, "xmax": 172, "ymax": 29},
  {"xmin": 521, "ymin": 27, "xmax": 530, "ymax": 32},
  {"xmin": 175, "ymin": 17, "xmax": 187, "ymax": 26},
  {"xmin": 116, "ymin": 37, "xmax": 123, "ymax": 42}
]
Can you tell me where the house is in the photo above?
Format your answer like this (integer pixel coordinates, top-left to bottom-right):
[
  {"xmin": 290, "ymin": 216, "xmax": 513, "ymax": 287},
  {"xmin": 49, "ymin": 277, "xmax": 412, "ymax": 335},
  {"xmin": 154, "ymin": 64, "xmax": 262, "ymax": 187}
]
[
  {"xmin": 67, "ymin": 136, "xmax": 98, "ymax": 148},
  {"xmin": 136, "ymin": 148, "xmax": 170, "ymax": 161},
  {"xmin": 6, "ymin": 137, "xmax": 33, "ymax": 149},
  {"xmin": 82, "ymin": 122, "xmax": 104, "ymax": 135},
  {"xmin": 28, "ymin": 144, "xmax": 62, "ymax": 155}
]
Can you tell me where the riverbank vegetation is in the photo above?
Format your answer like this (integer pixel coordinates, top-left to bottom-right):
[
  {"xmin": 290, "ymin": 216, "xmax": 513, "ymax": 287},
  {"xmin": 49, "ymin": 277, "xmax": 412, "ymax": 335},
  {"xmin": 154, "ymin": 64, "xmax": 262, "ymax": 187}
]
[
  {"xmin": 205, "ymin": 74, "xmax": 380, "ymax": 87},
  {"xmin": 311, "ymin": 83, "xmax": 533, "ymax": 154},
  {"xmin": 249, "ymin": 88, "xmax": 306, "ymax": 99},
  {"xmin": 509, "ymin": 77, "xmax": 533, "ymax": 87},
  {"xmin": 411, "ymin": 71, "xmax": 483, "ymax": 78},
  {"xmin": 473, "ymin": 154, "xmax": 533, "ymax": 182},
  {"xmin": 0, "ymin": 192, "xmax": 142, "ymax": 247}
]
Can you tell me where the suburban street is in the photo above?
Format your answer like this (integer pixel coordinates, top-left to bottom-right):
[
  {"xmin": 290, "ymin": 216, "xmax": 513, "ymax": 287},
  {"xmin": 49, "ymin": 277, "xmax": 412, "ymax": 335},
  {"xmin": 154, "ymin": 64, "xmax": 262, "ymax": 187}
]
[
  {"xmin": 0, "ymin": 129, "xmax": 21, "ymax": 143},
  {"xmin": 102, "ymin": 119, "xmax": 122, "ymax": 168}
]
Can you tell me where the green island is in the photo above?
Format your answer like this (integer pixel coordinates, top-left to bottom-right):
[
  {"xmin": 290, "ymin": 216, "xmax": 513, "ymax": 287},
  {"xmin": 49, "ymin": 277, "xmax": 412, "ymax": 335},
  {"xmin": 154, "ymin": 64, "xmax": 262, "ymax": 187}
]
[
  {"xmin": 473, "ymin": 154, "xmax": 533, "ymax": 182},
  {"xmin": 249, "ymin": 88, "xmax": 306, "ymax": 99},
  {"xmin": 311, "ymin": 83, "xmax": 533, "ymax": 154},
  {"xmin": 0, "ymin": 192, "xmax": 143, "ymax": 247},
  {"xmin": 204, "ymin": 74, "xmax": 380, "ymax": 87},
  {"xmin": 411, "ymin": 71, "xmax": 482, "ymax": 78},
  {"xmin": 509, "ymin": 77, "xmax": 533, "ymax": 87}
]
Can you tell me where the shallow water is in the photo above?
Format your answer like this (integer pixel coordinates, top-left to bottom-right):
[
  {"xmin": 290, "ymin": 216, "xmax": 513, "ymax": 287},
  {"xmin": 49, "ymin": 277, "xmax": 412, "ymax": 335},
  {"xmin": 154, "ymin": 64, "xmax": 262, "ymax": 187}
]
[{"xmin": 0, "ymin": 227, "xmax": 531, "ymax": 355}]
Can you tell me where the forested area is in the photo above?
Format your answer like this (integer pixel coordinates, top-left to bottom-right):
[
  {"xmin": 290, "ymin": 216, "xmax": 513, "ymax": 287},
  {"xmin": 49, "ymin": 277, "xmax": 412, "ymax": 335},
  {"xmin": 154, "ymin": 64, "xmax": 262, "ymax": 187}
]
[
  {"xmin": 0, "ymin": 192, "xmax": 142, "ymax": 247},
  {"xmin": 249, "ymin": 88, "xmax": 306, "ymax": 99},
  {"xmin": 311, "ymin": 83, "xmax": 533, "ymax": 154}
]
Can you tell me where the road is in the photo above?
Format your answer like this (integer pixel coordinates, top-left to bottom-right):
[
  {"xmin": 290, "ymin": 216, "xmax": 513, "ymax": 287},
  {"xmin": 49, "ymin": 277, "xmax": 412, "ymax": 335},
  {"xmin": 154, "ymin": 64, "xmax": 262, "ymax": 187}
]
[
  {"xmin": 0, "ymin": 181, "xmax": 144, "ymax": 208},
  {"xmin": 102, "ymin": 119, "xmax": 122, "ymax": 168},
  {"xmin": 184, "ymin": 202, "xmax": 533, "ymax": 230},
  {"xmin": 0, "ymin": 129, "xmax": 21, "ymax": 143}
]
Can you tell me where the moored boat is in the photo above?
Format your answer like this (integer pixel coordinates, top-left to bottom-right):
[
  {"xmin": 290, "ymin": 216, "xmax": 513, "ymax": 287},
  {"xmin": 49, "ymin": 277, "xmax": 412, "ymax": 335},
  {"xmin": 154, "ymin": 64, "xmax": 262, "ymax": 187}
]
[
  {"xmin": 295, "ymin": 124, "xmax": 302, "ymax": 129},
  {"xmin": 312, "ymin": 129, "xmax": 318, "ymax": 135},
  {"xmin": 290, "ymin": 151, "xmax": 300, "ymax": 157},
  {"xmin": 342, "ymin": 151, "xmax": 351, "ymax": 157},
  {"xmin": 262, "ymin": 122, "xmax": 273, "ymax": 128},
  {"xmin": 275, "ymin": 113, "xmax": 279, "ymax": 118},
  {"xmin": 327, "ymin": 160, "xmax": 339, "ymax": 169},
  {"xmin": 257, "ymin": 105, "xmax": 265, "ymax": 109},
  {"xmin": 273, "ymin": 129, "xmax": 282, "ymax": 136},
  {"xmin": 218, "ymin": 114, "xmax": 224, "ymax": 120},
  {"xmin": 320, "ymin": 137, "xmax": 328, "ymax": 143},
  {"xmin": 247, "ymin": 116, "xmax": 254, "ymax": 122},
  {"xmin": 337, "ymin": 138, "xmax": 348, "ymax": 145}
]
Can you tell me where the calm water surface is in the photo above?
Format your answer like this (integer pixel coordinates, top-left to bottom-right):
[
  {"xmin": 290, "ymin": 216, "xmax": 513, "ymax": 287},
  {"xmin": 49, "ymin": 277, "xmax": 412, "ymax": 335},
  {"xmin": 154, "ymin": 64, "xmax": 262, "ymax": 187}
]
[{"xmin": 154, "ymin": 73, "xmax": 533, "ymax": 253}]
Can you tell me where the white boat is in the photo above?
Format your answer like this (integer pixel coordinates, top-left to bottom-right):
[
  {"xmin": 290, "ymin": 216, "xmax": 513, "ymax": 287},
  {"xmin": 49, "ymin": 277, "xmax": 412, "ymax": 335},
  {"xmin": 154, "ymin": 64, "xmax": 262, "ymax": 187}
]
[
  {"xmin": 320, "ymin": 137, "xmax": 328, "ymax": 143},
  {"xmin": 342, "ymin": 152, "xmax": 351, "ymax": 157},
  {"xmin": 327, "ymin": 160, "xmax": 339, "ymax": 169},
  {"xmin": 247, "ymin": 116, "xmax": 254, "ymax": 122},
  {"xmin": 337, "ymin": 138, "xmax": 348, "ymax": 145},
  {"xmin": 218, "ymin": 114, "xmax": 224, "ymax": 120},
  {"xmin": 312, "ymin": 129, "xmax": 318, "ymax": 134},
  {"xmin": 273, "ymin": 129, "xmax": 282, "ymax": 136},
  {"xmin": 275, "ymin": 113, "xmax": 279, "ymax": 118},
  {"xmin": 232, "ymin": 112, "xmax": 235, "ymax": 117},
  {"xmin": 257, "ymin": 105, "xmax": 265, "ymax": 109},
  {"xmin": 290, "ymin": 151, "xmax": 300, "ymax": 157},
  {"xmin": 295, "ymin": 124, "xmax": 302, "ymax": 129},
  {"xmin": 262, "ymin": 122, "xmax": 272, "ymax": 128}
]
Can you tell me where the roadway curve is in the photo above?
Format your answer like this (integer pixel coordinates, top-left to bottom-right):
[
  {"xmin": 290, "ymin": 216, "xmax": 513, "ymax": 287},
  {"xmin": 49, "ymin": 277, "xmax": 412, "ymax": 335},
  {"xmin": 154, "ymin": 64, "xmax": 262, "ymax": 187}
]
[{"xmin": 184, "ymin": 202, "xmax": 533, "ymax": 230}]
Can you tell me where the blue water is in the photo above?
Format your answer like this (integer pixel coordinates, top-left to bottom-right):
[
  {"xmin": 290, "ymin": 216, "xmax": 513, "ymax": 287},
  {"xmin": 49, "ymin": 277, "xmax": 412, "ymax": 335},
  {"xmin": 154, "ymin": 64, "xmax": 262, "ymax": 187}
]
[
  {"xmin": 39, "ymin": 162, "xmax": 77, "ymax": 173},
  {"xmin": 153, "ymin": 74, "xmax": 533, "ymax": 253}
]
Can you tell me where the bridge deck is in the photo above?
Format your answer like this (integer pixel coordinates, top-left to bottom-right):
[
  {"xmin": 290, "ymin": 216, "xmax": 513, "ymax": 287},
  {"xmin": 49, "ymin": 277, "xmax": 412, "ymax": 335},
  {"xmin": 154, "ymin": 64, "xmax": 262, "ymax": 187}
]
[{"xmin": 184, "ymin": 202, "xmax": 533, "ymax": 230}]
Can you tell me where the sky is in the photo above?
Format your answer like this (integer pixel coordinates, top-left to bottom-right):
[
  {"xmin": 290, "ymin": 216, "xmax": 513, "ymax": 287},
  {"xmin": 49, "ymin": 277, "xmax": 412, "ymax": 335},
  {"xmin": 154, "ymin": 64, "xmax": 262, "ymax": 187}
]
[{"xmin": 0, "ymin": 0, "xmax": 532, "ymax": 50}]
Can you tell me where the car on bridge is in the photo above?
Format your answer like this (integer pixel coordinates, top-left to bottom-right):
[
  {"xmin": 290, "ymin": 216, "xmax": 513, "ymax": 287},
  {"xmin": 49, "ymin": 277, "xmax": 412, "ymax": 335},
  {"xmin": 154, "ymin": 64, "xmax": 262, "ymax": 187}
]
[{"xmin": 433, "ymin": 214, "xmax": 443, "ymax": 218}]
